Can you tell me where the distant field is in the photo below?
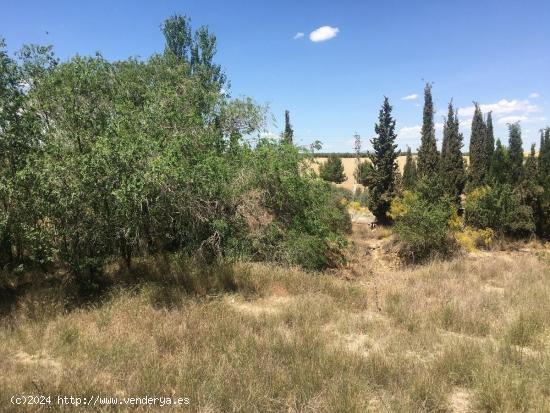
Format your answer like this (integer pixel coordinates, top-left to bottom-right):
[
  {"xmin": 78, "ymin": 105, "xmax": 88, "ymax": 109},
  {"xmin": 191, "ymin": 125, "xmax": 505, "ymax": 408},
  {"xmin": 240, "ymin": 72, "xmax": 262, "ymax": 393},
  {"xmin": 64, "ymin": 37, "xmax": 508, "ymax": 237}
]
[
  {"xmin": 315, "ymin": 156, "xmax": 467, "ymax": 190},
  {"xmin": 313, "ymin": 153, "xmax": 539, "ymax": 190}
]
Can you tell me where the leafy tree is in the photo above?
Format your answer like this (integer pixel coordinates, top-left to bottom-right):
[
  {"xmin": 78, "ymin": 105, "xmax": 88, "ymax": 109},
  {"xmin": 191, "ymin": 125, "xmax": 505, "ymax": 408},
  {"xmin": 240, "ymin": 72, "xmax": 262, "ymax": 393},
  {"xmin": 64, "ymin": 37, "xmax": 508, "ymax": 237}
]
[
  {"xmin": 282, "ymin": 110, "xmax": 294, "ymax": 144},
  {"xmin": 402, "ymin": 147, "xmax": 417, "ymax": 190},
  {"xmin": 507, "ymin": 122, "xmax": 524, "ymax": 185},
  {"xmin": 417, "ymin": 83, "xmax": 439, "ymax": 177},
  {"xmin": 468, "ymin": 103, "xmax": 488, "ymax": 188},
  {"xmin": 0, "ymin": 38, "xmax": 50, "ymax": 263},
  {"xmin": 356, "ymin": 97, "xmax": 399, "ymax": 223},
  {"xmin": 440, "ymin": 102, "xmax": 465, "ymax": 204},
  {"xmin": 319, "ymin": 155, "xmax": 346, "ymax": 183},
  {"xmin": 162, "ymin": 15, "xmax": 225, "ymax": 92},
  {"xmin": 162, "ymin": 15, "xmax": 192, "ymax": 61},
  {"xmin": 191, "ymin": 26, "xmax": 226, "ymax": 90}
]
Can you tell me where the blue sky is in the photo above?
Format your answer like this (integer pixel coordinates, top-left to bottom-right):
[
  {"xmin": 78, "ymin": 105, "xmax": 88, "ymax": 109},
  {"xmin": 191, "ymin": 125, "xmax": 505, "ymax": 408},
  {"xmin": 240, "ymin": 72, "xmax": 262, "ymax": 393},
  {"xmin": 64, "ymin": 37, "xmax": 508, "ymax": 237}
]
[{"xmin": 3, "ymin": 0, "xmax": 549, "ymax": 151}]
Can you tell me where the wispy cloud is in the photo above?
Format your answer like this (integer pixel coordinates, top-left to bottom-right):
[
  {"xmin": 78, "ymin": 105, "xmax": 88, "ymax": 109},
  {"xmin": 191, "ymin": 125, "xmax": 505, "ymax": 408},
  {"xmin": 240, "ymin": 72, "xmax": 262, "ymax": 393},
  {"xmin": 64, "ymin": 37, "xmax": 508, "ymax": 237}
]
[
  {"xmin": 497, "ymin": 115, "xmax": 546, "ymax": 125},
  {"xmin": 458, "ymin": 99, "xmax": 540, "ymax": 118},
  {"xmin": 293, "ymin": 32, "xmax": 304, "ymax": 40},
  {"xmin": 497, "ymin": 115, "xmax": 528, "ymax": 124},
  {"xmin": 398, "ymin": 125, "xmax": 421, "ymax": 140},
  {"xmin": 529, "ymin": 92, "xmax": 540, "ymax": 98},
  {"xmin": 309, "ymin": 26, "xmax": 339, "ymax": 42},
  {"xmin": 401, "ymin": 94, "xmax": 418, "ymax": 101},
  {"xmin": 456, "ymin": 98, "xmax": 544, "ymax": 129}
]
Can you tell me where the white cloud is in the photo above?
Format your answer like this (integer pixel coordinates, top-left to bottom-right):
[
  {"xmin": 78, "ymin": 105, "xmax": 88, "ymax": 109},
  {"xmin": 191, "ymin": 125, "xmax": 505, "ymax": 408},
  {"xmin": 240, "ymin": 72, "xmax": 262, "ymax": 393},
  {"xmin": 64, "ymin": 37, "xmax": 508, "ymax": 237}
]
[
  {"xmin": 458, "ymin": 99, "xmax": 540, "ymax": 118},
  {"xmin": 398, "ymin": 125, "xmax": 421, "ymax": 140},
  {"xmin": 293, "ymin": 32, "xmax": 304, "ymax": 39},
  {"xmin": 401, "ymin": 94, "xmax": 418, "ymax": 101},
  {"xmin": 529, "ymin": 92, "xmax": 540, "ymax": 99},
  {"xmin": 309, "ymin": 26, "xmax": 339, "ymax": 42},
  {"xmin": 497, "ymin": 115, "xmax": 528, "ymax": 124},
  {"xmin": 398, "ymin": 123, "xmax": 443, "ymax": 139},
  {"xmin": 497, "ymin": 115, "xmax": 547, "ymax": 125}
]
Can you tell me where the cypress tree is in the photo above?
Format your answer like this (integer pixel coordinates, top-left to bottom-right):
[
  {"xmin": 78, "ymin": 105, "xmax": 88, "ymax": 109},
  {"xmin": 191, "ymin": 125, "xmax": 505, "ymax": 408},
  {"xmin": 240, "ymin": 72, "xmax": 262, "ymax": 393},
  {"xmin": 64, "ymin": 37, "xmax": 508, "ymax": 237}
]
[
  {"xmin": 319, "ymin": 155, "xmax": 346, "ymax": 183},
  {"xmin": 357, "ymin": 97, "xmax": 399, "ymax": 223},
  {"xmin": 507, "ymin": 122, "xmax": 524, "ymax": 185},
  {"xmin": 517, "ymin": 143, "xmax": 544, "ymax": 237},
  {"xmin": 417, "ymin": 83, "xmax": 439, "ymax": 177},
  {"xmin": 489, "ymin": 139, "xmax": 509, "ymax": 184},
  {"xmin": 441, "ymin": 102, "xmax": 465, "ymax": 204},
  {"xmin": 523, "ymin": 144, "xmax": 538, "ymax": 180},
  {"xmin": 468, "ymin": 103, "xmax": 488, "ymax": 187},
  {"xmin": 402, "ymin": 147, "xmax": 417, "ymax": 190},
  {"xmin": 539, "ymin": 127, "xmax": 550, "ymax": 182},
  {"xmin": 394, "ymin": 168, "xmax": 403, "ymax": 196},
  {"xmin": 486, "ymin": 111, "xmax": 495, "ymax": 166},
  {"xmin": 282, "ymin": 110, "xmax": 294, "ymax": 144},
  {"xmin": 537, "ymin": 128, "xmax": 550, "ymax": 238}
]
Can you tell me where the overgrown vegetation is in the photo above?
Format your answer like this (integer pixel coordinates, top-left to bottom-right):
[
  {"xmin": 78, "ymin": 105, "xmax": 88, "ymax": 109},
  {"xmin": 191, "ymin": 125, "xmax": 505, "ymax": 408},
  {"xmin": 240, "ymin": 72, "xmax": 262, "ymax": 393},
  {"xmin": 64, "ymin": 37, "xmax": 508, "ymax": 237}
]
[
  {"xmin": 390, "ymin": 190, "xmax": 455, "ymax": 262},
  {"xmin": 0, "ymin": 16, "xmax": 351, "ymax": 286},
  {"xmin": 382, "ymin": 85, "xmax": 549, "ymax": 261}
]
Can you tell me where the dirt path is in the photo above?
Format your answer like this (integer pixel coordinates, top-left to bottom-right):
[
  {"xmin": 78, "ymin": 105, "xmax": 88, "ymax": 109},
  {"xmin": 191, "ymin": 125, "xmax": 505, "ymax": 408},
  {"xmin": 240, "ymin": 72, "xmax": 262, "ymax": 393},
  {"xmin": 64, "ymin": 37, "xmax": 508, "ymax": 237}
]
[{"xmin": 331, "ymin": 222, "xmax": 398, "ymax": 315}]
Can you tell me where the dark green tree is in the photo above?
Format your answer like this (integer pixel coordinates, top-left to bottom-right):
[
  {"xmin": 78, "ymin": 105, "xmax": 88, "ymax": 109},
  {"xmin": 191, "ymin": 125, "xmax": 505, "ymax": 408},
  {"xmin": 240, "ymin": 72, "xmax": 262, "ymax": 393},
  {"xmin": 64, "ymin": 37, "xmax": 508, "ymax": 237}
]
[
  {"xmin": 539, "ymin": 128, "xmax": 550, "ymax": 182},
  {"xmin": 319, "ymin": 155, "xmax": 346, "ymax": 183},
  {"xmin": 537, "ymin": 128, "xmax": 550, "ymax": 238},
  {"xmin": 417, "ymin": 83, "xmax": 439, "ymax": 177},
  {"xmin": 441, "ymin": 102, "xmax": 465, "ymax": 204},
  {"xmin": 516, "ymin": 144, "xmax": 544, "ymax": 237},
  {"xmin": 468, "ymin": 103, "xmax": 488, "ymax": 188},
  {"xmin": 402, "ymin": 147, "xmax": 417, "ymax": 190},
  {"xmin": 523, "ymin": 144, "xmax": 538, "ymax": 181},
  {"xmin": 507, "ymin": 122, "xmax": 524, "ymax": 185},
  {"xmin": 356, "ymin": 97, "xmax": 399, "ymax": 223},
  {"xmin": 489, "ymin": 139, "xmax": 510, "ymax": 184},
  {"xmin": 282, "ymin": 110, "xmax": 294, "ymax": 144},
  {"xmin": 486, "ymin": 111, "xmax": 495, "ymax": 166}
]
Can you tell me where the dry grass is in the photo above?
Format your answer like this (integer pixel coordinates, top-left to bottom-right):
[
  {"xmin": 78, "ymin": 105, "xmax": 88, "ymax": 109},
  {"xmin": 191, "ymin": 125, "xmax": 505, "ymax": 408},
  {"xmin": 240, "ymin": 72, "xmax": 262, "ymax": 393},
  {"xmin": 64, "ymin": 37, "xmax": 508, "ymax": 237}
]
[{"xmin": 1, "ymin": 232, "xmax": 549, "ymax": 412}]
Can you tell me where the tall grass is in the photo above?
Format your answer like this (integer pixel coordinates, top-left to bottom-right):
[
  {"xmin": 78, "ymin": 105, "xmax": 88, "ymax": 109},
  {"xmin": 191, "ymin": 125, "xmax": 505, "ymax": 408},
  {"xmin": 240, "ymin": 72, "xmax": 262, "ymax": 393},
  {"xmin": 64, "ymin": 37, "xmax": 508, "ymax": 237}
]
[{"xmin": 1, "ymin": 252, "xmax": 549, "ymax": 412}]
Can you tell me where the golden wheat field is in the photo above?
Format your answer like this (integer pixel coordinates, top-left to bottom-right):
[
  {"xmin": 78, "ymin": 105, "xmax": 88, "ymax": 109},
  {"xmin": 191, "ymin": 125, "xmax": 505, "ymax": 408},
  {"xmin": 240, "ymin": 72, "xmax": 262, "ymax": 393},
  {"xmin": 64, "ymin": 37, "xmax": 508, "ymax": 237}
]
[{"xmin": 314, "ymin": 156, "xmax": 465, "ymax": 190}]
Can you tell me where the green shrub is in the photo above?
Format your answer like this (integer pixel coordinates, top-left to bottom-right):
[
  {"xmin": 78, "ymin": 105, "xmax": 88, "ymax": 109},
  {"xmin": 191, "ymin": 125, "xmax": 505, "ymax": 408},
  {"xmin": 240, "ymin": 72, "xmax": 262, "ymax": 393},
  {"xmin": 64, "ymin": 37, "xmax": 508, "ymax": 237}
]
[
  {"xmin": 391, "ymin": 191, "xmax": 455, "ymax": 262},
  {"xmin": 464, "ymin": 184, "xmax": 534, "ymax": 236},
  {"xmin": 319, "ymin": 155, "xmax": 346, "ymax": 183},
  {"xmin": 248, "ymin": 141, "xmax": 350, "ymax": 270},
  {"xmin": 331, "ymin": 186, "xmax": 354, "ymax": 203}
]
